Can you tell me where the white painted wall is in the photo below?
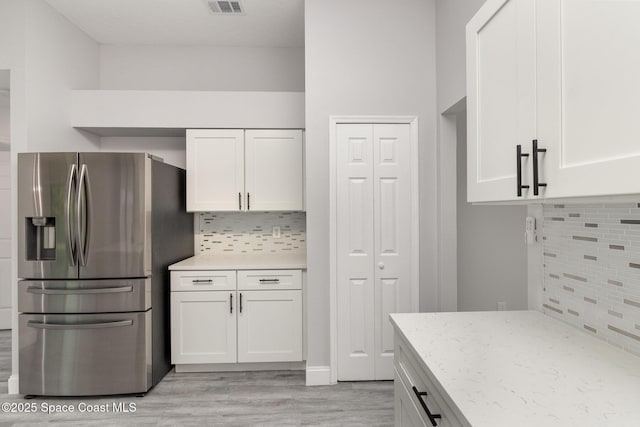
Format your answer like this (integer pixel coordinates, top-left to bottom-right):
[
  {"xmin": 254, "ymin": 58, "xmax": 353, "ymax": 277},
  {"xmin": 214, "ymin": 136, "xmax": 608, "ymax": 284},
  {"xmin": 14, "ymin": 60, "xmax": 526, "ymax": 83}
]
[
  {"xmin": 100, "ymin": 45, "xmax": 305, "ymax": 92},
  {"xmin": 435, "ymin": 0, "xmax": 486, "ymax": 113},
  {"xmin": 456, "ymin": 113, "xmax": 528, "ymax": 311},
  {"xmin": 1, "ymin": 0, "xmax": 101, "ymax": 394},
  {"xmin": 97, "ymin": 45, "xmax": 305, "ymax": 163},
  {"xmin": 24, "ymin": 0, "xmax": 100, "ymax": 152},
  {"xmin": 305, "ymin": 0, "xmax": 437, "ymax": 380}
]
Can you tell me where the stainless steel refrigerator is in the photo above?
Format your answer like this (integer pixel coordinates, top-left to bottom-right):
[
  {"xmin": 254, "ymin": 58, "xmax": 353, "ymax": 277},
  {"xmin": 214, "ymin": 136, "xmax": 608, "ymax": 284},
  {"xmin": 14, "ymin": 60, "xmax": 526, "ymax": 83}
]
[{"xmin": 17, "ymin": 152, "xmax": 193, "ymax": 397}]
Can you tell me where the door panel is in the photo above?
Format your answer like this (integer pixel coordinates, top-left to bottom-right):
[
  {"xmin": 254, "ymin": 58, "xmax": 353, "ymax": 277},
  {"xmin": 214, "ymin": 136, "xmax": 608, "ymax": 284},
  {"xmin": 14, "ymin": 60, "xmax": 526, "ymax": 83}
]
[
  {"xmin": 171, "ymin": 291, "xmax": 236, "ymax": 364},
  {"xmin": 186, "ymin": 129, "xmax": 245, "ymax": 211},
  {"xmin": 337, "ymin": 123, "xmax": 414, "ymax": 381},
  {"xmin": 18, "ymin": 153, "xmax": 78, "ymax": 279},
  {"xmin": 337, "ymin": 124, "xmax": 375, "ymax": 381},
  {"xmin": 539, "ymin": 0, "xmax": 640, "ymax": 198},
  {"xmin": 466, "ymin": 0, "xmax": 536, "ymax": 202},
  {"xmin": 237, "ymin": 290, "xmax": 302, "ymax": 363},
  {"xmin": 78, "ymin": 153, "xmax": 149, "ymax": 279},
  {"xmin": 245, "ymin": 130, "xmax": 303, "ymax": 211},
  {"xmin": 19, "ymin": 311, "xmax": 150, "ymax": 396},
  {"xmin": 373, "ymin": 124, "xmax": 412, "ymax": 380}
]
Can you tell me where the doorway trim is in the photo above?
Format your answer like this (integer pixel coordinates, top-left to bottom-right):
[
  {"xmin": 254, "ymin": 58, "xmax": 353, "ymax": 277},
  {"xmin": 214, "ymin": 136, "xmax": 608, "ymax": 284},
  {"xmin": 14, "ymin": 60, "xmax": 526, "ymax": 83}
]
[{"xmin": 329, "ymin": 115, "xmax": 419, "ymax": 384}]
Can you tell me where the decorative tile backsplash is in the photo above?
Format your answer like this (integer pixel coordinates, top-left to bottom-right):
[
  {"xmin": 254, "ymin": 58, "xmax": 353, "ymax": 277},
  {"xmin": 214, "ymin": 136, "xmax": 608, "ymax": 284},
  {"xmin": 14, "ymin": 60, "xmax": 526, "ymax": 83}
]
[
  {"xmin": 196, "ymin": 212, "xmax": 306, "ymax": 255},
  {"xmin": 542, "ymin": 202, "xmax": 640, "ymax": 356}
]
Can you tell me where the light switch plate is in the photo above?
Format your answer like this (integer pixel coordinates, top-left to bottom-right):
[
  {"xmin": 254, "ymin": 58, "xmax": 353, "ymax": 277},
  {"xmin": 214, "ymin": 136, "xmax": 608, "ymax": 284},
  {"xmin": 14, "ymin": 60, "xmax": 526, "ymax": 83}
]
[{"xmin": 272, "ymin": 226, "xmax": 281, "ymax": 238}]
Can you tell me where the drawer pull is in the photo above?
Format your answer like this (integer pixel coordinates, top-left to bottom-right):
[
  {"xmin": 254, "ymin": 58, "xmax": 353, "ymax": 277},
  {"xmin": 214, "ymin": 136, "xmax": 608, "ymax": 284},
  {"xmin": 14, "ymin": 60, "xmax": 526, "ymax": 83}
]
[
  {"xmin": 27, "ymin": 319, "xmax": 133, "ymax": 330},
  {"xmin": 239, "ymin": 293, "xmax": 243, "ymax": 313},
  {"xmin": 230, "ymin": 293, "xmax": 233, "ymax": 314},
  {"xmin": 27, "ymin": 286, "xmax": 133, "ymax": 295},
  {"xmin": 191, "ymin": 279, "xmax": 213, "ymax": 284},
  {"xmin": 412, "ymin": 386, "xmax": 442, "ymax": 426},
  {"xmin": 259, "ymin": 279, "xmax": 280, "ymax": 284}
]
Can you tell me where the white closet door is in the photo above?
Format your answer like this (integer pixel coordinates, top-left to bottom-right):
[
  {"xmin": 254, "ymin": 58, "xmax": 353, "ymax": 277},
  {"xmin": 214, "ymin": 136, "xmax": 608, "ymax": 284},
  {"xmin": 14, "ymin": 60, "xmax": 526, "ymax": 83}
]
[
  {"xmin": 372, "ymin": 124, "xmax": 412, "ymax": 380},
  {"xmin": 337, "ymin": 124, "xmax": 376, "ymax": 381},
  {"xmin": 337, "ymin": 123, "xmax": 414, "ymax": 381},
  {"xmin": 537, "ymin": 0, "xmax": 640, "ymax": 198}
]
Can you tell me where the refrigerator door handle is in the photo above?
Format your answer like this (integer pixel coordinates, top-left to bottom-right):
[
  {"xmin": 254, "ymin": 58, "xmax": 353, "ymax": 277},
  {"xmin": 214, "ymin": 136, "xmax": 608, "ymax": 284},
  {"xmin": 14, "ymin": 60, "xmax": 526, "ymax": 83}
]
[
  {"xmin": 27, "ymin": 319, "xmax": 133, "ymax": 330},
  {"xmin": 76, "ymin": 164, "xmax": 90, "ymax": 267},
  {"xmin": 65, "ymin": 164, "xmax": 78, "ymax": 266},
  {"xmin": 26, "ymin": 285, "xmax": 134, "ymax": 295}
]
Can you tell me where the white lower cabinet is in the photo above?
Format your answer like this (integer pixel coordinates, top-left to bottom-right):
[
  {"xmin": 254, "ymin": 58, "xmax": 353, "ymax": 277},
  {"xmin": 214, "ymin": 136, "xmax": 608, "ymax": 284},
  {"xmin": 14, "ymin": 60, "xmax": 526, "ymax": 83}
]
[
  {"xmin": 171, "ymin": 291, "xmax": 236, "ymax": 364},
  {"xmin": 170, "ymin": 269, "xmax": 303, "ymax": 366},
  {"xmin": 237, "ymin": 290, "xmax": 302, "ymax": 363},
  {"xmin": 394, "ymin": 332, "xmax": 461, "ymax": 427}
]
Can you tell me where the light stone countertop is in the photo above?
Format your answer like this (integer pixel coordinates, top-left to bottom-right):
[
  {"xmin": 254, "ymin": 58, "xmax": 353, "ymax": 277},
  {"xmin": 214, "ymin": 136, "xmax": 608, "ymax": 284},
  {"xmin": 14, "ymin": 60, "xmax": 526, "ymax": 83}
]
[
  {"xmin": 168, "ymin": 253, "xmax": 306, "ymax": 270},
  {"xmin": 390, "ymin": 310, "xmax": 640, "ymax": 427}
]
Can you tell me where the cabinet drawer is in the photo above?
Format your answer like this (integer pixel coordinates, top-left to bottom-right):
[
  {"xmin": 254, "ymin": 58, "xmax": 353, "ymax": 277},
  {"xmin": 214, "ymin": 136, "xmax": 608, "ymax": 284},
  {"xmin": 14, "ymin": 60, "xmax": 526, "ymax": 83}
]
[
  {"xmin": 170, "ymin": 270, "xmax": 236, "ymax": 291},
  {"xmin": 396, "ymin": 337, "xmax": 462, "ymax": 427},
  {"xmin": 237, "ymin": 270, "xmax": 302, "ymax": 290}
]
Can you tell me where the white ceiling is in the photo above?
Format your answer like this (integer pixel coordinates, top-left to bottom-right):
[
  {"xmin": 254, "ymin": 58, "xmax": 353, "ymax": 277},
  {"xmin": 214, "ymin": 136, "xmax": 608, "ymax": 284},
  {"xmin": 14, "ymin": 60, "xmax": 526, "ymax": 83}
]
[{"xmin": 44, "ymin": 0, "xmax": 304, "ymax": 47}]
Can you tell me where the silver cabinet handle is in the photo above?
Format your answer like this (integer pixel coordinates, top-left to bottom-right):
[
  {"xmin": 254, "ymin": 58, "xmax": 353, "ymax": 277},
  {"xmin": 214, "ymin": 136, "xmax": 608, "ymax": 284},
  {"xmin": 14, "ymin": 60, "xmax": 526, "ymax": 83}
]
[
  {"xmin": 259, "ymin": 278, "xmax": 280, "ymax": 283},
  {"xmin": 191, "ymin": 279, "xmax": 213, "ymax": 284},
  {"xmin": 65, "ymin": 163, "xmax": 78, "ymax": 266},
  {"xmin": 27, "ymin": 319, "xmax": 133, "ymax": 330},
  {"xmin": 27, "ymin": 286, "xmax": 133, "ymax": 295}
]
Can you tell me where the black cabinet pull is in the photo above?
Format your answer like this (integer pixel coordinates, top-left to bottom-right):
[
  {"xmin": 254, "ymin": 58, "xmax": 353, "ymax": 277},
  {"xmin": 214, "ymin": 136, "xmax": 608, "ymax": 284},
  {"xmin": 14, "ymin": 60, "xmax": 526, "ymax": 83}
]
[
  {"xmin": 239, "ymin": 293, "xmax": 243, "ymax": 313},
  {"xmin": 259, "ymin": 278, "xmax": 280, "ymax": 283},
  {"xmin": 192, "ymin": 279, "xmax": 212, "ymax": 284},
  {"xmin": 532, "ymin": 139, "xmax": 547, "ymax": 196},
  {"xmin": 411, "ymin": 386, "xmax": 442, "ymax": 426},
  {"xmin": 230, "ymin": 293, "xmax": 233, "ymax": 314},
  {"xmin": 247, "ymin": 193, "xmax": 250, "ymax": 211},
  {"xmin": 239, "ymin": 192, "xmax": 242, "ymax": 210},
  {"xmin": 516, "ymin": 144, "xmax": 530, "ymax": 197}
]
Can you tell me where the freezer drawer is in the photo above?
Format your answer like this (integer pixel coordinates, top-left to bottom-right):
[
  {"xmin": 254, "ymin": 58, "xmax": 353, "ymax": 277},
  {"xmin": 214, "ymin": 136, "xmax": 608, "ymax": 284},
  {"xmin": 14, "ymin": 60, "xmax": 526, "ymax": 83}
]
[
  {"xmin": 19, "ymin": 311, "xmax": 151, "ymax": 396},
  {"xmin": 18, "ymin": 279, "xmax": 151, "ymax": 314}
]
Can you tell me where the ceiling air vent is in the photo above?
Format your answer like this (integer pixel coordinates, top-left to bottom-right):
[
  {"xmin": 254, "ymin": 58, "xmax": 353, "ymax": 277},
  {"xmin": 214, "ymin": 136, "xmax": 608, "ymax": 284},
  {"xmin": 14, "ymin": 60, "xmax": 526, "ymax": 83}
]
[{"xmin": 206, "ymin": 1, "xmax": 244, "ymax": 15}]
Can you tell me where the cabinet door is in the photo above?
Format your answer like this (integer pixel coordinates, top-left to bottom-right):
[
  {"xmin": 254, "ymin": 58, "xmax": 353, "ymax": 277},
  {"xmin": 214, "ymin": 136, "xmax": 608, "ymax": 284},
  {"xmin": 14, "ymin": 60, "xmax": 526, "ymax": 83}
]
[
  {"xmin": 237, "ymin": 290, "xmax": 302, "ymax": 363},
  {"xmin": 186, "ymin": 129, "xmax": 244, "ymax": 211},
  {"xmin": 466, "ymin": 0, "xmax": 536, "ymax": 202},
  {"xmin": 171, "ymin": 291, "xmax": 236, "ymax": 364},
  {"xmin": 395, "ymin": 371, "xmax": 428, "ymax": 427},
  {"xmin": 245, "ymin": 130, "xmax": 303, "ymax": 211},
  {"xmin": 537, "ymin": 0, "xmax": 640, "ymax": 198}
]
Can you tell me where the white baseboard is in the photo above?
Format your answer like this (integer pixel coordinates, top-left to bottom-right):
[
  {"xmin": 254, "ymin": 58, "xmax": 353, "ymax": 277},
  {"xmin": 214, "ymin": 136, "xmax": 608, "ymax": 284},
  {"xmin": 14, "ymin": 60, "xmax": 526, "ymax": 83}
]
[
  {"xmin": 0, "ymin": 308, "xmax": 11, "ymax": 330},
  {"xmin": 305, "ymin": 365, "xmax": 332, "ymax": 386},
  {"xmin": 8, "ymin": 375, "xmax": 18, "ymax": 395}
]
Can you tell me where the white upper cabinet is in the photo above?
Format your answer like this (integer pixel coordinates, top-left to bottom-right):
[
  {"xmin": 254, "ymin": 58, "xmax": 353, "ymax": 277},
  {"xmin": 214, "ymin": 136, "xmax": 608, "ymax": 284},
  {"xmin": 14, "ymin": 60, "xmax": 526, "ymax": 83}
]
[
  {"xmin": 467, "ymin": 0, "xmax": 640, "ymax": 202},
  {"xmin": 466, "ymin": 0, "xmax": 536, "ymax": 203},
  {"xmin": 186, "ymin": 129, "xmax": 244, "ymax": 211},
  {"xmin": 537, "ymin": 0, "xmax": 640, "ymax": 199},
  {"xmin": 245, "ymin": 130, "xmax": 304, "ymax": 211},
  {"xmin": 186, "ymin": 129, "xmax": 304, "ymax": 211}
]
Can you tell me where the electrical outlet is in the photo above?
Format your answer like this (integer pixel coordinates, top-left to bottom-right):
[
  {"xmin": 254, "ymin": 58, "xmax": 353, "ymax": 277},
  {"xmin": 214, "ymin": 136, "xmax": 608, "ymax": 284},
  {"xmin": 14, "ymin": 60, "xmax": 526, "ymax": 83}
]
[
  {"xmin": 272, "ymin": 226, "xmax": 281, "ymax": 238},
  {"xmin": 497, "ymin": 301, "xmax": 507, "ymax": 311}
]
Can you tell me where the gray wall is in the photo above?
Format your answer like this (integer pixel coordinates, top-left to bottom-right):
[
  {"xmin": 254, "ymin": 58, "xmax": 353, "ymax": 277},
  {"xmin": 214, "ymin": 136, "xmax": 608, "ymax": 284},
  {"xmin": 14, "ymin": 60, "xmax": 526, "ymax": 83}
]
[
  {"xmin": 100, "ymin": 45, "xmax": 304, "ymax": 91},
  {"xmin": 305, "ymin": 0, "xmax": 437, "ymax": 370},
  {"xmin": 456, "ymin": 114, "xmax": 528, "ymax": 311},
  {"xmin": 435, "ymin": 0, "xmax": 487, "ymax": 113}
]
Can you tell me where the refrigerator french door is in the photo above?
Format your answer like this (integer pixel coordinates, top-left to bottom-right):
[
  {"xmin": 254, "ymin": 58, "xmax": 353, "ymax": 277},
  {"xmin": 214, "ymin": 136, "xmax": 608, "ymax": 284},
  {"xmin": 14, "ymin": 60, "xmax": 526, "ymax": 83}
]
[
  {"xmin": 17, "ymin": 152, "xmax": 193, "ymax": 397},
  {"xmin": 18, "ymin": 152, "xmax": 150, "ymax": 280}
]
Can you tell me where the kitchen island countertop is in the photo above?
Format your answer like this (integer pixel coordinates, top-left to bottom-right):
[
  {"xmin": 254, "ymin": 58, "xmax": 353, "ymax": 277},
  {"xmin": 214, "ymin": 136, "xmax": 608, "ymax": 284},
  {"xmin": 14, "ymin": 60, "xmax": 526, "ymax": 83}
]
[
  {"xmin": 169, "ymin": 253, "xmax": 306, "ymax": 270},
  {"xmin": 390, "ymin": 310, "xmax": 640, "ymax": 426}
]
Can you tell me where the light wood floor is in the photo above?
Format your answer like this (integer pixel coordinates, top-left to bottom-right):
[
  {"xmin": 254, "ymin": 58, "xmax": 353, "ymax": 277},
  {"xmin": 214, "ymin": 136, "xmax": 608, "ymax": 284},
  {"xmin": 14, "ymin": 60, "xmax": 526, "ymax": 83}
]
[{"xmin": 0, "ymin": 330, "xmax": 394, "ymax": 426}]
